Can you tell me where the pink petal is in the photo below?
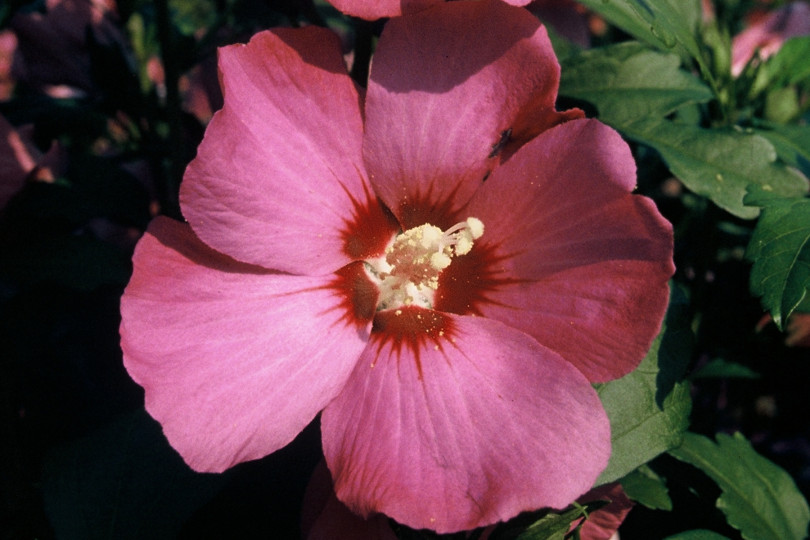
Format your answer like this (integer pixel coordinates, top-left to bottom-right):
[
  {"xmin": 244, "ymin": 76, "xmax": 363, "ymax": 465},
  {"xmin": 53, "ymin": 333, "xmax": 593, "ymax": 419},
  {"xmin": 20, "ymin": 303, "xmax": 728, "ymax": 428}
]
[
  {"xmin": 576, "ymin": 483, "xmax": 634, "ymax": 540},
  {"xmin": 181, "ymin": 28, "xmax": 397, "ymax": 275},
  {"xmin": 120, "ymin": 217, "xmax": 374, "ymax": 472},
  {"xmin": 325, "ymin": 0, "xmax": 533, "ymax": 20},
  {"xmin": 364, "ymin": 0, "xmax": 581, "ymax": 230},
  {"xmin": 731, "ymin": 1, "xmax": 810, "ymax": 76},
  {"xmin": 321, "ymin": 309, "xmax": 611, "ymax": 533},
  {"xmin": 438, "ymin": 119, "xmax": 674, "ymax": 382},
  {"xmin": 325, "ymin": 0, "xmax": 441, "ymax": 19}
]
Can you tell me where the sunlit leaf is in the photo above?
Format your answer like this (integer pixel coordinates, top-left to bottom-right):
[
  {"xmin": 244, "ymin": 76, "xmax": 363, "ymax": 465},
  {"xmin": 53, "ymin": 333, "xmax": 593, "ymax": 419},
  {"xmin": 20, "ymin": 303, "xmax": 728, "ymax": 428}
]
[
  {"xmin": 669, "ymin": 432, "xmax": 810, "ymax": 540},
  {"xmin": 745, "ymin": 189, "xmax": 810, "ymax": 329},
  {"xmin": 560, "ymin": 42, "xmax": 713, "ymax": 123},
  {"xmin": 618, "ymin": 119, "xmax": 808, "ymax": 219},
  {"xmin": 595, "ymin": 285, "xmax": 693, "ymax": 484},
  {"xmin": 574, "ymin": 0, "xmax": 712, "ymax": 85}
]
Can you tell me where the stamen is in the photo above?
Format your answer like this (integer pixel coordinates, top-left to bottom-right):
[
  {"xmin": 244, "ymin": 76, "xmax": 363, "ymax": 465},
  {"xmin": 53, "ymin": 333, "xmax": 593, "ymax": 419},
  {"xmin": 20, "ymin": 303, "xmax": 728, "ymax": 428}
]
[{"xmin": 364, "ymin": 218, "xmax": 484, "ymax": 310}]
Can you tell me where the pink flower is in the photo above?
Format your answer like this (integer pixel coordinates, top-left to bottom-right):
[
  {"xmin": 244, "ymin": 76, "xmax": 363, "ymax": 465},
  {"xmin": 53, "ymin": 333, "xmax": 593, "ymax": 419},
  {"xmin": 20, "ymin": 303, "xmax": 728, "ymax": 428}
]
[
  {"xmin": 302, "ymin": 463, "xmax": 632, "ymax": 539},
  {"xmin": 120, "ymin": 0, "xmax": 673, "ymax": 533},
  {"xmin": 326, "ymin": 0, "xmax": 531, "ymax": 20},
  {"xmin": 731, "ymin": 1, "xmax": 810, "ymax": 76},
  {"xmin": 574, "ymin": 483, "xmax": 634, "ymax": 540}
]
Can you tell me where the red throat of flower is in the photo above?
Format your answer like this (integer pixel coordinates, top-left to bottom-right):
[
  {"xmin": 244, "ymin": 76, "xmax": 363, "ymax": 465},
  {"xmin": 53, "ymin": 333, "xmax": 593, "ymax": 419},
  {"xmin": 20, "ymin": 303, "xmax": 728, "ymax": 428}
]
[{"xmin": 363, "ymin": 217, "xmax": 484, "ymax": 312}]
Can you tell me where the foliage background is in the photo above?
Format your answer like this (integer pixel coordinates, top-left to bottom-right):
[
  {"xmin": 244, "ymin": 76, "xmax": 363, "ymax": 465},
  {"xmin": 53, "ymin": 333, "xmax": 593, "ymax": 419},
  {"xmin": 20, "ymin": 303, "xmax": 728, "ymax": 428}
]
[{"xmin": 1, "ymin": 0, "xmax": 809, "ymax": 538}]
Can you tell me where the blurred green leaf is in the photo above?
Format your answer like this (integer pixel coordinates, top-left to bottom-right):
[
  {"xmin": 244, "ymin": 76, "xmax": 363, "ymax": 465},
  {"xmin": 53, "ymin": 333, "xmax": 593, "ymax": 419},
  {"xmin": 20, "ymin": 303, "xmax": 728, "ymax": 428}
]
[
  {"xmin": 574, "ymin": 0, "xmax": 712, "ymax": 85},
  {"xmin": 561, "ymin": 42, "xmax": 714, "ymax": 123},
  {"xmin": 753, "ymin": 122, "xmax": 810, "ymax": 174},
  {"xmin": 664, "ymin": 531, "xmax": 731, "ymax": 540},
  {"xmin": 618, "ymin": 119, "xmax": 808, "ymax": 218},
  {"xmin": 595, "ymin": 284, "xmax": 693, "ymax": 484},
  {"xmin": 669, "ymin": 432, "xmax": 810, "ymax": 540},
  {"xmin": 745, "ymin": 190, "xmax": 810, "ymax": 329},
  {"xmin": 751, "ymin": 36, "xmax": 810, "ymax": 96},
  {"xmin": 690, "ymin": 358, "xmax": 760, "ymax": 379},
  {"xmin": 620, "ymin": 464, "xmax": 672, "ymax": 510},
  {"xmin": 43, "ymin": 410, "xmax": 225, "ymax": 540}
]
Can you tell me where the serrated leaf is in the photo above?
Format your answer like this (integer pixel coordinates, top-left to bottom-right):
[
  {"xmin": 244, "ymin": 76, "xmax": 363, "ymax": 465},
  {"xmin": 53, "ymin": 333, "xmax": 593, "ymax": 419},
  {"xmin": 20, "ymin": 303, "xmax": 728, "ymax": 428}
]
[
  {"xmin": 574, "ymin": 0, "xmax": 712, "ymax": 84},
  {"xmin": 560, "ymin": 42, "xmax": 713, "ymax": 124},
  {"xmin": 664, "ymin": 531, "xmax": 730, "ymax": 540},
  {"xmin": 595, "ymin": 285, "xmax": 693, "ymax": 484},
  {"xmin": 669, "ymin": 432, "xmax": 810, "ymax": 540},
  {"xmin": 690, "ymin": 358, "xmax": 760, "ymax": 379},
  {"xmin": 620, "ymin": 465, "xmax": 672, "ymax": 510},
  {"xmin": 617, "ymin": 118, "xmax": 808, "ymax": 218},
  {"xmin": 744, "ymin": 193, "xmax": 810, "ymax": 328}
]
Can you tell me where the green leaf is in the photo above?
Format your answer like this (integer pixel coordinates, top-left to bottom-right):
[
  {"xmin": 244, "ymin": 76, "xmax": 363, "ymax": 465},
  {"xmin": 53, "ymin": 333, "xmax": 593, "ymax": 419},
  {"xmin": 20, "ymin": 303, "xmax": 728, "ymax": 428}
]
[
  {"xmin": 514, "ymin": 504, "xmax": 601, "ymax": 540},
  {"xmin": 574, "ymin": 0, "xmax": 713, "ymax": 86},
  {"xmin": 595, "ymin": 284, "xmax": 693, "ymax": 484},
  {"xmin": 620, "ymin": 465, "xmax": 672, "ymax": 510},
  {"xmin": 560, "ymin": 42, "xmax": 714, "ymax": 124},
  {"xmin": 690, "ymin": 358, "xmax": 760, "ymax": 379},
  {"xmin": 745, "ymin": 192, "xmax": 810, "ymax": 329},
  {"xmin": 669, "ymin": 432, "xmax": 810, "ymax": 540},
  {"xmin": 617, "ymin": 119, "xmax": 808, "ymax": 219},
  {"xmin": 753, "ymin": 122, "xmax": 810, "ymax": 174},
  {"xmin": 664, "ymin": 531, "xmax": 731, "ymax": 540},
  {"xmin": 751, "ymin": 36, "xmax": 810, "ymax": 96}
]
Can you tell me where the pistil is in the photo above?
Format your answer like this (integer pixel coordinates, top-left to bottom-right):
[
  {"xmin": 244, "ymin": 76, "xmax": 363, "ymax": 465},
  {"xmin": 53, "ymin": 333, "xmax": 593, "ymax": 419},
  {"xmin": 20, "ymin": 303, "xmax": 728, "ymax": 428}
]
[{"xmin": 365, "ymin": 218, "xmax": 484, "ymax": 311}]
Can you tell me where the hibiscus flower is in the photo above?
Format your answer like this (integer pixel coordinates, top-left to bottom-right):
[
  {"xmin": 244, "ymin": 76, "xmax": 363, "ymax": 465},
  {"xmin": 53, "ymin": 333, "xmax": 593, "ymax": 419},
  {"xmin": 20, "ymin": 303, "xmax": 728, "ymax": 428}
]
[
  {"xmin": 120, "ymin": 0, "xmax": 673, "ymax": 533},
  {"xmin": 731, "ymin": 0, "xmax": 810, "ymax": 76}
]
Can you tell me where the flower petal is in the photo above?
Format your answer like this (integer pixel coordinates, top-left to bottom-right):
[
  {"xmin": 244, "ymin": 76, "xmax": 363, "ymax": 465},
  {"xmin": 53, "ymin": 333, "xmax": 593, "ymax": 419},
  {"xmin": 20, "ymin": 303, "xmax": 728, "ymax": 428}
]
[
  {"xmin": 302, "ymin": 462, "xmax": 398, "ymax": 540},
  {"xmin": 325, "ymin": 0, "xmax": 441, "ymax": 19},
  {"xmin": 321, "ymin": 309, "xmax": 610, "ymax": 533},
  {"xmin": 440, "ymin": 119, "xmax": 674, "ymax": 382},
  {"xmin": 120, "ymin": 217, "xmax": 373, "ymax": 472},
  {"xmin": 181, "ymin": 27, "xmax": 395, "ymax": 274},
  {"xmin": 576, "ymin": 483, "xmax": 634, "ymax": 540},
  {"xmin": 364, "ymin": 0, "xmax": 580, "ymax": 229}
]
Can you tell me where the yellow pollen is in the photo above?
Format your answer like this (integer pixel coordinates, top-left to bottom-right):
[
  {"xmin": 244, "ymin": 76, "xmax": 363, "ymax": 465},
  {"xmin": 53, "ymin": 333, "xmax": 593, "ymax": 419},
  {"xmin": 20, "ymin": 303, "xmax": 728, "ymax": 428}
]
[{"xmin": 364, "ymin": 217, "xmax": 484, "ymax": 311}]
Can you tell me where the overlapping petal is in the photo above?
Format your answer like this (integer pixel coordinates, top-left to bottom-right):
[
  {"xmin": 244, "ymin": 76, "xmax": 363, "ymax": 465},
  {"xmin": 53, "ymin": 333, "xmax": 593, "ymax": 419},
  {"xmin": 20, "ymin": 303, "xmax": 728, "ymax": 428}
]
[
  {"xmin": 120, "ymin": 217, "xmax": 372, "ymax": 472},
  {"xmin": 576, "ymin": 483, "xmax": 634, "ymax": 540},
  {"xmin": 326, "ymin": 0, "xmax": 532, "ymax": 20},
  {"xmin": 364, "ymin": 0, "xmax": 580, "ymax": 229},
  {"xmin": 443, "ymin": 119, "xmax": 674, "ymax": 382},
  {"xmin": 302, "ymin": 462, "xmax": 398, "ymax": 540},
  {"xmin": 321, "ymin": 310, "xmax": 610, "ymax": 533},
  {"xmin": 181, "ymin": 27, "xmax": 388, "ymax": 275}
]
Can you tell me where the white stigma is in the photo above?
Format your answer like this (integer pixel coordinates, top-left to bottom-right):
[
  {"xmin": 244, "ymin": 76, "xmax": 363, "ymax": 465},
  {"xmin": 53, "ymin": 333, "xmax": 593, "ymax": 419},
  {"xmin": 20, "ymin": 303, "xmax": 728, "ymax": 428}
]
[{"xmin": 364, "ymin": 218, "xmax": 484, "ymax": 311}]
